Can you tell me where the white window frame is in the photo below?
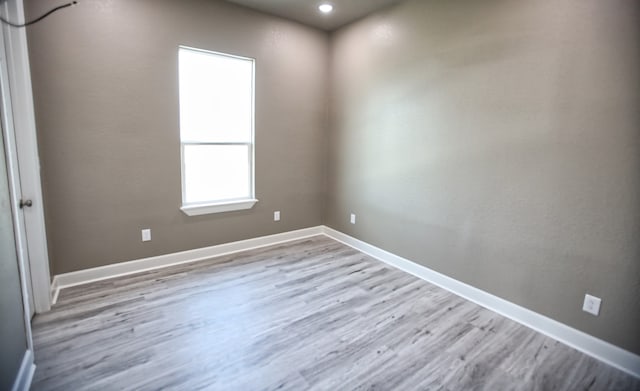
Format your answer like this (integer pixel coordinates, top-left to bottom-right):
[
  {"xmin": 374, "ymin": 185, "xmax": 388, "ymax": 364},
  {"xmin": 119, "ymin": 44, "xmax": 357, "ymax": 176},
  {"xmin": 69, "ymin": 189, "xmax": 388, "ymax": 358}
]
[{"xmin": 178, "ymin": 46, "xmax": 257, "ymax": 216}]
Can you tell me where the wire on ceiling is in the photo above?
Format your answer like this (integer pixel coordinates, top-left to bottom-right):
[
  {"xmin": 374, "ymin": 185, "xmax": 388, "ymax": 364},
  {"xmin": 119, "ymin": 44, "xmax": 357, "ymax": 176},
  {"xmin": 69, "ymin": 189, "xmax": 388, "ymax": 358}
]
[{"xmin": 0, "ymin": 1, "xmax": 77, "ymax": 28}]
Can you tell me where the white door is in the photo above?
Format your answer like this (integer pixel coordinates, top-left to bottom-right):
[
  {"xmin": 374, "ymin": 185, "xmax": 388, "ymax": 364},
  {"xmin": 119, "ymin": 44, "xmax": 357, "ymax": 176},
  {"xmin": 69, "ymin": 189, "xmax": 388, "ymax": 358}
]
[
  {"xmin": 0, "ymin": 54, "xmax": 35, "ymax": 317},
  {"xmin": 0, "ymin": 0, "xmax": 52, "ymax": 316},
  {"xmin": 1, "ymin": 106, "xmax": 34, "ymax": 356}
]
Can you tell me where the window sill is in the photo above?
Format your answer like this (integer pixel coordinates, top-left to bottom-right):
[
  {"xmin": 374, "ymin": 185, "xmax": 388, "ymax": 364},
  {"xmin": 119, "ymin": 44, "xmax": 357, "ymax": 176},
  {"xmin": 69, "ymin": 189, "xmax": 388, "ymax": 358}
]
[{"xmin": 180, "ymin": 199, "xmax": 258, "ymax": 216}]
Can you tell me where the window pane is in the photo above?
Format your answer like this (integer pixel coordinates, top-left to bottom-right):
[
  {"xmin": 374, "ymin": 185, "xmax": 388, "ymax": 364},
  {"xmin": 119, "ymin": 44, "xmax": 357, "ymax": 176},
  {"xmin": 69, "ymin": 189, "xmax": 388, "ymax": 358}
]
[
  {"xmin": 183, "ymin": 144, "xmax": 250, "ymax": 204},
  {"xmin": 179, "ymin": 48, "xmax": 253, "ymax": 143}
]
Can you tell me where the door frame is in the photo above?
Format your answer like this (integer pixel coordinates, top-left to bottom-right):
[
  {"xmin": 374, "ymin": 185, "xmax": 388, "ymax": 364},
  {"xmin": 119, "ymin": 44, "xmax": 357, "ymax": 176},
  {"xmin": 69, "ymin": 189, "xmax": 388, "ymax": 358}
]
[{"xmin": 0, "ymin": 0, "xmax": 51, "ymax": 315}]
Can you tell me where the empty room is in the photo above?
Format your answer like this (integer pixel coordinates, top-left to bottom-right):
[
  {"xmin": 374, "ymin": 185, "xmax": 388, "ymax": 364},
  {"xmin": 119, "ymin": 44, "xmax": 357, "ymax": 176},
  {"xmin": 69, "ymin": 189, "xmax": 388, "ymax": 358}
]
[{"xmin": 1, "ymin": 0, "xmax": 639, "ymax": 389}]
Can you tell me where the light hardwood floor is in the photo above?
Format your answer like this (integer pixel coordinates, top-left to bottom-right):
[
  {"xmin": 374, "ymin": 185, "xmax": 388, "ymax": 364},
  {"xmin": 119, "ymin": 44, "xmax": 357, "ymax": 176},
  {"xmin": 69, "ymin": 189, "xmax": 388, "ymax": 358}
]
[{"xmin": 31, "ymin": 236, "xmax": 639, "ymax": 390}]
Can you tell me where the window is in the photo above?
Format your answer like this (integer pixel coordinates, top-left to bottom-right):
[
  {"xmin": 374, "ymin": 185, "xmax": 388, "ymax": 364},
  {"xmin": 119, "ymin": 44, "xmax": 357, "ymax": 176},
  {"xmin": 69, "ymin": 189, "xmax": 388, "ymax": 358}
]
[{"xmin": 178, "ymin": 46, "xmax": 257, "ymax": 215}]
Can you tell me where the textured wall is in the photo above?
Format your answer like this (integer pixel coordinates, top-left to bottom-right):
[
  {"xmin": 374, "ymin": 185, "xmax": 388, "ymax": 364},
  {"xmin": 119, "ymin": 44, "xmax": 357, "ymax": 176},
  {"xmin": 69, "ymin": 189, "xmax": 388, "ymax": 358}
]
[
  {"xmin": 26, "ymin": 0, "xmax": 640, "ymax": 356},
  {"xmin": 327, "ymin": 0, "xmax": 640, "ymax": 354},
  {"xmin": 26, "ymin": 0, "xmax": 329, "ymax": 274},
  {"xmin": 0, "ymin": 132, "xmax": 28, "ymax": 390}
]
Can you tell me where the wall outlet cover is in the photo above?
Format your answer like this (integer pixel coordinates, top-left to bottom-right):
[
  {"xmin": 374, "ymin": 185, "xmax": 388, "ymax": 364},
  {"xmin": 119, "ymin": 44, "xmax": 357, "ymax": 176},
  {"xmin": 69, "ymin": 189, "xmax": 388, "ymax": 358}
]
[
  {"xmin": 141, "ymin": 229, "xmax": 151, "ymax": 242},
  {"xmin": 582, "ymin": 294, "xmax": 601, "ymax": 316},
  {"xmin": 274, "ymin": 211, "xmax": 280, "ymax": 221},
  {"xmin": 350, "ymin": 213, "xmax": 356, "ymax": 224}
]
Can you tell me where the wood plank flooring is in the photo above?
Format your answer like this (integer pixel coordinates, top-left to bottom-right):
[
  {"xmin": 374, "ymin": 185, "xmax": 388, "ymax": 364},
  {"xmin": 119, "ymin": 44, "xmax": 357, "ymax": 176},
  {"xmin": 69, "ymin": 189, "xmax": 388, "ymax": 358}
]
[{"xmin": 31, "ymin": 236, "xmax": 639, "ymax": 390}]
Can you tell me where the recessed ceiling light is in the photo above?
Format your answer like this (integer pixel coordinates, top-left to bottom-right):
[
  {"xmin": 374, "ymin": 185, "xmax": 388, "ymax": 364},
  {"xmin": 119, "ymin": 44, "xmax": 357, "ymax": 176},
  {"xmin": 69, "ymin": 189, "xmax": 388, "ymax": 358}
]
[{"xmin": 318, "ymin": 3, "xmax": 333, "ymax": 13}]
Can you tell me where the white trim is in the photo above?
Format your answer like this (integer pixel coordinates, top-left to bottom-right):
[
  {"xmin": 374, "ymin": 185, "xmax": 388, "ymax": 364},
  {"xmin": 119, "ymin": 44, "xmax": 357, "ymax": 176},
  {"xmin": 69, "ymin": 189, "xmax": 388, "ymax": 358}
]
[
  {"xmin": 52, "ymin": 226, "xmax": 323, "ymax": 293},
  {"xmin": 321, "ymin": 226, "xmax": 640, "ymax": 379},
  {"xmin": 180, "ymin": 198, "xmax": 258, "ymax": 216},
  {"xmin": 11, "ymin": 350, "xmax": 35, "ymax": 391},
  {"xmin": 50, "ymin": 276, "xmax": 60, "ymax": 305}
]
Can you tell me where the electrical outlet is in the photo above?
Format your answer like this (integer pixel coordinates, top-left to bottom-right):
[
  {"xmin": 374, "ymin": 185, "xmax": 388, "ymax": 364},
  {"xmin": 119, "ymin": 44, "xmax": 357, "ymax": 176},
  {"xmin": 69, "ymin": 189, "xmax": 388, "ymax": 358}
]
[
  {"xmin": 582, "ymin": 294, "xmax": 601, "ymax": 316},
  {"xmin": 141, "ymin": 229, "xmax": 151, "ymax": 242},
  {"xmin": 350, "ymin": 213, "xmax": 356, "ymax": 224},
  {"xmin": 274, "ymin": 211, "xmax": 280, "ymax": 221}
]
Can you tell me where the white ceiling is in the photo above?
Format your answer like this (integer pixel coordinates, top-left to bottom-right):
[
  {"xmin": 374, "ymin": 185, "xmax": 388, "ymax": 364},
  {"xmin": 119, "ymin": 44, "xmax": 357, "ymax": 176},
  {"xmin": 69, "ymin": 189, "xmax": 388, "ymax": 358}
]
[{"xmin": 224, "ymin": 0, "xmax": 404, "ymax": 31}]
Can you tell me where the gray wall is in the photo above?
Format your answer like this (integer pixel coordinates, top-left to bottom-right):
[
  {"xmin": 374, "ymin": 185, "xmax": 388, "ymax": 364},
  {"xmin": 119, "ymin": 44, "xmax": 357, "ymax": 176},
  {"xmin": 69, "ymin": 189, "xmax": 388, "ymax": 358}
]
[
  {"xmin": 25, "ymin": 0, "xmax": 329, "ymax": 274},
  {"xmin": 1, "ymin": 132, "xmax": 28, "ymax": 391},
  {"xmin": 26, "ymin": 0, "xmax": 640, "ymax": 356},
  {"xmin": 327, "ymin": 0, "xmax": 640, "ymax": 354}
]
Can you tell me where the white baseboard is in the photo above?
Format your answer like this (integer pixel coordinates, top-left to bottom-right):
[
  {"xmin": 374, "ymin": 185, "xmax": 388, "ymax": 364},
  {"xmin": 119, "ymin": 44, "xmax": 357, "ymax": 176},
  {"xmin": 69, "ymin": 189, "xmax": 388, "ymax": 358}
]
[
  {"xmin": 11, "ymin": 350, "xmax": 35, "ymax": 391},
  {"xmin": 321, "ymin": 226, "xmax": 640, "ymax": 379},
  {"xmin": 51, "ymin": 226, "xmax": 324, "ymax": 298},
  {"xmin": 50, "ymin": 275, "xmax": 60, "ymax": 305}
]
